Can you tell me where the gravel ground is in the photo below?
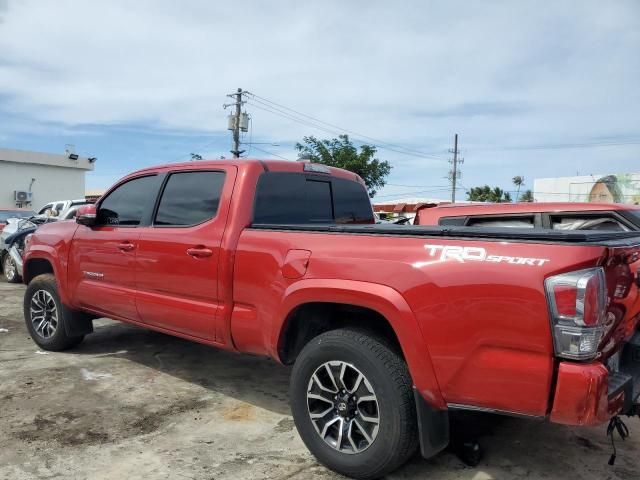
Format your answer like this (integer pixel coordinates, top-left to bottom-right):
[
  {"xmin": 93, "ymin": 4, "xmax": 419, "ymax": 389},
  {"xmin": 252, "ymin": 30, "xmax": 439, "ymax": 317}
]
[{"xmin": 0, "ymin": 280, "xmax": 638, "ymax": 480}]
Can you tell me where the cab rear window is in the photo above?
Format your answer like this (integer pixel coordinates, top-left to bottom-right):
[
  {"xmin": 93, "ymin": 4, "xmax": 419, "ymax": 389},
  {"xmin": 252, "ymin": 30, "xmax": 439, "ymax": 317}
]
[
  {"xmin": 253, "ymin": 172, "xmax": 373, "ymax": 225},
  {"xmin": 467, "ymin": 216, "xmax": 535, "ymax": 228}
]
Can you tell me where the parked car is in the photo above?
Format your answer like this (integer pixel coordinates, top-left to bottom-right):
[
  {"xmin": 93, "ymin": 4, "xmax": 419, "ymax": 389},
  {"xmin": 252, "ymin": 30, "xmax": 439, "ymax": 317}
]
[
  {"xmin": 0, "ymin": 208, "xmax": 35, "ymax": 231},
  {"xmin": 1, "ymin": 215, "xmax": 55, "ymax": 282},
  {"xmin": 413, "ymin": 201, "xmax": 640, "ymax": 230},
  {"xmin": 22, "ymin": 160, "xmax": 640, "ymax": 479},
  {"xmin": 36, "ymin": 199, "xmax": 90, "ymax": 219}
]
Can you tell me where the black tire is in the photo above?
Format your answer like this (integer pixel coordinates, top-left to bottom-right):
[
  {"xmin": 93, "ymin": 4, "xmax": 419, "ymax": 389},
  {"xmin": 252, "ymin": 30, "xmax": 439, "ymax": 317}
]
[
  {"xmin": 290, "ymin": 329, "xmax": 417, "ymax": 480},
  {"xmin": 3, "ymin": 253, "xmax": 22, "ymax": 283},
  {"xmin": 24, "ymin": 273, "xmax": 84, "ymax": 351}
]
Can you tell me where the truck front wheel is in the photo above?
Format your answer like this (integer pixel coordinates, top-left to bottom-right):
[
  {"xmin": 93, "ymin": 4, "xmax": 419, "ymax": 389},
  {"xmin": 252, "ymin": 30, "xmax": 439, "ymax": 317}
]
[
  {"xmin": 290, "ymin": 329, "xmax": 417, "ymax": 479},
  {"xmin": 24, "ymin": 274, "xmax": 85, "ymax": 351}
]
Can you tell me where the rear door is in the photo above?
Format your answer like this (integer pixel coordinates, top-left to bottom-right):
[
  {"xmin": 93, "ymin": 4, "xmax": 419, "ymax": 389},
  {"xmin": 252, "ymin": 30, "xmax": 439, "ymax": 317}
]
[
  {"xmin": 68, "ymin": 174, "xmax": 162, "ymax": 320},
  {"xmin": 134, "ymin": 166, "xmax": 236, "ymax": 340}
]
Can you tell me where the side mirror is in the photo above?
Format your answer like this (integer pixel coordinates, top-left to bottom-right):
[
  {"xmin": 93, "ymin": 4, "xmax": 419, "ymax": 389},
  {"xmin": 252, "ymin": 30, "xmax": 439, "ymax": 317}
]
[{"xmin": 76, "ymin": 204, "xmax": 97, "ymax": 226}]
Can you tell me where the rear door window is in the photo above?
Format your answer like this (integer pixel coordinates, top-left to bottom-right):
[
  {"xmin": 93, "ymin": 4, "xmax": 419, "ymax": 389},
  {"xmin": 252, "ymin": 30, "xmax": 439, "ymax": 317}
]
[
  {"xmin": 154, "ymin": 171, "xmax": 226, "ymax": 226},
  {"xmin": 550, "ymin": 215, "xmax": 629, "ymax": 231},
  {"xmin": 467, "ymin": 216, "xmax": 535, "ymax": 228}
]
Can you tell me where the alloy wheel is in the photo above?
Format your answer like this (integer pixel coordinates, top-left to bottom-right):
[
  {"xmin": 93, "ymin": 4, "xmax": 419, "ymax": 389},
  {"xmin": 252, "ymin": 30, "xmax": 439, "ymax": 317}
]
[
  {"xmin": 30, "ymin": 290, "xmax": 58, "ymax": 339},
  {"xmin": 306, "ymin": 360, "xmax": 380, "ymax": 454}
]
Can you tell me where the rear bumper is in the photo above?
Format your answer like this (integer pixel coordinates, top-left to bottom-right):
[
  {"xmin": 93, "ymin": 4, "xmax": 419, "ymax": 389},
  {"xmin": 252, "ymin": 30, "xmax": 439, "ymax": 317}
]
[{"xmin": 550, "ymin": 332, "xmax": 640, "ymax": 426}]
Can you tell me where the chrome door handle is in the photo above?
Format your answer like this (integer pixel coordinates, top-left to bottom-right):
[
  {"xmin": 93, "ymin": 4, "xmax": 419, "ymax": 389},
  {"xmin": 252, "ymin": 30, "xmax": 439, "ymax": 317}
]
[
  {"xmin": 186, "ymin": 247, "xmax": 213, "ymax": 258},
  {"xmin": 118, "ymin": 242, "xmax": 135, "ymax": 252}
]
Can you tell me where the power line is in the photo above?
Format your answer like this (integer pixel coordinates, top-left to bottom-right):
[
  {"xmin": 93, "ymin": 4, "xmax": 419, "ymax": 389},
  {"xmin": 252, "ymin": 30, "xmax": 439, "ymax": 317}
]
[
  {"xmin": 386, "ymin": 183, "xmax": 453, "ymax": 188},
  {"xmin": 373, "ymin": 187, "xmax": 466, "ymax": 199},
  {"xmin": 468, "ymin": 139, "xmax": 640, "ymax": 152},
  {"xmin": 245, "ymin": 92, "xmax": 447, "ymax": 161},
  {"xmin": 248, "ymin": 100, "xmax": 447, "ymax": 162},
  {"xmin": 248, "ymin": 144, "xmax": 290, "ymax": 161}
]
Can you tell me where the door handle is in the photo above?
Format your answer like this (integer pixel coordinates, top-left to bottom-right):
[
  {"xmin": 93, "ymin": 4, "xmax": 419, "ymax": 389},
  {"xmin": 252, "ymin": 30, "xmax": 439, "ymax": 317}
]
[
  {"xmin": 118, "ymin": 242, "xmax": 135, "ymax": 252},
  {"xmin": 186, "ymin": 246, "xmax": 213, "ymax": 258}
]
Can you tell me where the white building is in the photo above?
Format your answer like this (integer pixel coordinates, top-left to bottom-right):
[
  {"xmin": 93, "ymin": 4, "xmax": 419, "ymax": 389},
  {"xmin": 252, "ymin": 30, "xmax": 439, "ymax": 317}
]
[
  {"xmin": 534, "ymin": 173, "xmax": 640, "ymax": 204},
  {"xmin": 0, "ymin": 147, "xmax": 95, "ymax": 209}
]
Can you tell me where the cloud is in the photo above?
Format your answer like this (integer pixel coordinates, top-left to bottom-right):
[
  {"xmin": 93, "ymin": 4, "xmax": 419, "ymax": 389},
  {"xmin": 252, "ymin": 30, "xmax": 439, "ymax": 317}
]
[{"xmin": 0, "ymin": 0, "xmax": 639, "ymax": 196}]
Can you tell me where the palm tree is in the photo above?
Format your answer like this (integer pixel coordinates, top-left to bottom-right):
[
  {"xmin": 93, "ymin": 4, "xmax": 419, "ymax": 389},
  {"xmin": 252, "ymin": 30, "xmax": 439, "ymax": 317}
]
[
  {"xmin": 520, "ymin": 190, "xmax": 534, "ymax": 202},
  {"xmin": 512, "ymin": 176, "xmax": 525, "ymax": 202}
]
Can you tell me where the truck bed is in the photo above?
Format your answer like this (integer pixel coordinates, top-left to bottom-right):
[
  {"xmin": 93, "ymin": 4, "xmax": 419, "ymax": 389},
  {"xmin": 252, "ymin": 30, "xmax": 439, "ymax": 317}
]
[{"xmin": 251, "ymin": 223, "xmax": 640, "ymax": 245}]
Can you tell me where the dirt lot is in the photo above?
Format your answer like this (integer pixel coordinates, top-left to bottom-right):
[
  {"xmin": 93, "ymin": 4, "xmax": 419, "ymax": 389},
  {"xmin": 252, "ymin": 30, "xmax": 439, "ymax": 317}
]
[{"xmin": 0, "ymin": 280, "xmax": 638, "ymax": 480}]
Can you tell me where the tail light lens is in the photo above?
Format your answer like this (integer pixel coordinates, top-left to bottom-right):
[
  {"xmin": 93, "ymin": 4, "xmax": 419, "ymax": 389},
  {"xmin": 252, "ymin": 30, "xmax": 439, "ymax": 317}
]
[{"xmin": 545, "ymin": 267, "xmax": 607, "ymax": 360}]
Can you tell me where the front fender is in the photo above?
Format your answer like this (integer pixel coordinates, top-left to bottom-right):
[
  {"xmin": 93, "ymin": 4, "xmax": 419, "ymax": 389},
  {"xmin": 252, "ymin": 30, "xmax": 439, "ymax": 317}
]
[
  {"xmin": 275, "ymin": 278, "xmax": 446, "ymax": 409},
  {"xmin": 23, "ymin": 246, "xmax": 70, "ymax": 304}
]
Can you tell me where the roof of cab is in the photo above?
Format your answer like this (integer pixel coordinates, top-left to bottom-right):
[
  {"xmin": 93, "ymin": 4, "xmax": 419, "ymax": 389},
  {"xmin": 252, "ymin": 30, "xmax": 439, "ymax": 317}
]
[{"xmin": 125, "ymin": 158, "xmax": 362, "ymax": 183}]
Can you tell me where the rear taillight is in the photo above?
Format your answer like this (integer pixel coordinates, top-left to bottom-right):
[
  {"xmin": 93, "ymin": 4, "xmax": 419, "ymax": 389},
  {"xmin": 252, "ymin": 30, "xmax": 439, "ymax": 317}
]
[{"xmin": 545, "ymin": 267, "xmax": 607, "ymax": 360}]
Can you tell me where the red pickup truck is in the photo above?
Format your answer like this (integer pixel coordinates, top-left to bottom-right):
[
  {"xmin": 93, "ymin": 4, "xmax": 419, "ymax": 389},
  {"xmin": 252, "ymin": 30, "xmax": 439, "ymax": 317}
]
[{"xmin": 22, "ymin": 160, "xmax": 640, "ymax": 479}]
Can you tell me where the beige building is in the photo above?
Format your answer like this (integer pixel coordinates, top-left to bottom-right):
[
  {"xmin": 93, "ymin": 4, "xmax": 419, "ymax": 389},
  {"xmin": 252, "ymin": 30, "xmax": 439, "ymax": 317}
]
[{"xmin": 0, "ymin": 147, "xmax": 95, "ymax": 209}]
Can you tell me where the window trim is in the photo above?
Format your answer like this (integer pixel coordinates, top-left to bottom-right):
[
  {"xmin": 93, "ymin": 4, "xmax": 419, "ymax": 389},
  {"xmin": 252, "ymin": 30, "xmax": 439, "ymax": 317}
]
[
  {"xmin": 150, "ymin": 169, "xmax": 227, "ymax": 228},
  {"xmin": 544, "ymin": 211, "xmax": 634, "ymax": 232},
  {"xmin": 463, "ymin": 213, "xmax": 540, "ymax": 228},
  {"xmin": 95, "ymin": 173, "xmax": 162, "ymax": 228},
  {"xmin": 438, "ymin": 216, "xmax": 468, "ymax": 226}
]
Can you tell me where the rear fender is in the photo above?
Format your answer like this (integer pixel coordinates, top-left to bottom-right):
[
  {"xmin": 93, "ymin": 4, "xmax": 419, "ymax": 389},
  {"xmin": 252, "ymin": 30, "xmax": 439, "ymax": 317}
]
[{"xmin": 275, "ymin": 278, "xmax": 446, "ymax": 409}]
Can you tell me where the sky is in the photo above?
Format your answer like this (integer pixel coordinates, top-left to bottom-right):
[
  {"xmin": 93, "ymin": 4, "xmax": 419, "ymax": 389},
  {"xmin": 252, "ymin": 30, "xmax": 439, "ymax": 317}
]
[{"xmin": 1, "ymin": 0, "xmax": 639, "ymax": 200}]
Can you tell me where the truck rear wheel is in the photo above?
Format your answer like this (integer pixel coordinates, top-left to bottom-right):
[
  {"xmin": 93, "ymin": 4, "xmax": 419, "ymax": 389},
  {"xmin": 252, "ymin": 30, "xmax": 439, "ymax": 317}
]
[
  {"xmin": 290, "ymin": 329, "xmax": 417, "ymax": 479},
  {"xmin": 24, "ymin": 274, "xmax": 84, "ymax": 351}
]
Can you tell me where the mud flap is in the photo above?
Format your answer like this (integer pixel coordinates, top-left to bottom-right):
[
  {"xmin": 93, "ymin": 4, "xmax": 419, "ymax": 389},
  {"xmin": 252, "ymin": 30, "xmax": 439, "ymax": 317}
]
[
  {"xmin": 413, "ymin": 387, "xmax": 450, "ymax": 458},
  {"xmin": 62, "ymin": 304, "xmax": 94, "ymax": 337}
]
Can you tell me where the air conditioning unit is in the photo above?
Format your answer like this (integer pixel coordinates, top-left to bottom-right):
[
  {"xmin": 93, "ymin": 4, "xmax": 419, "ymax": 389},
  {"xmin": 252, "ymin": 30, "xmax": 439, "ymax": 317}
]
[{"xmin": 14, "ymin": 191, "xmax": 32, "ymax": 202}]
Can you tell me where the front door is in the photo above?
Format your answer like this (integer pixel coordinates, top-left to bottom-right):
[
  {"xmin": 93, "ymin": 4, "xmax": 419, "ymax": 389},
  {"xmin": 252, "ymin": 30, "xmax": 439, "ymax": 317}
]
[
  {"xmin": 135, "ymin": 167, "xmax": 235, "ymax": 340},
  {"xmin": 68, "ymin": 174, "xmax": 162, "ymax": 320}
]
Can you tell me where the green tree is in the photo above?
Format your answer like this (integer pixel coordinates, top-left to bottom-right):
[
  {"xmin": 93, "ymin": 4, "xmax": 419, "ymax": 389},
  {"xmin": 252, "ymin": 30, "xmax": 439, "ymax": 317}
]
[
  {"xmin": 190, "ymin": 153, "xmax": 203, "ymax": 161},
  {"xmin": 512, "ymin": 175, "xmax": 525, "ymax": 201},
  {"xmin": 295, "ymin": 134, "xmax": 391, "ymax": 197},
  {"xmin": 519, "ymin": 189, "xmax": 534, "ymax": 202},
  {"xmin": 466, "ymin": 185, "xmax": 513, "ymax": 203}
]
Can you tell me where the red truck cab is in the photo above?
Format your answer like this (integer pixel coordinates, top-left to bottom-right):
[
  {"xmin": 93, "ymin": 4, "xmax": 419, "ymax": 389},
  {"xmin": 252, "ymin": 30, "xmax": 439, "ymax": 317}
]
[{"xmin": 22, "ymin": 161, "xmax": 640, "ymax": 479}]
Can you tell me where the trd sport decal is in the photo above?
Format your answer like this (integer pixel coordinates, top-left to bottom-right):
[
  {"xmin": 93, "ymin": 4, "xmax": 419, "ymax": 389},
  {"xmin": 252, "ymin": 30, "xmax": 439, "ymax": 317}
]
[{"xmin": 414, "ymin": 244, "xmax": 550, "ymax": 267}]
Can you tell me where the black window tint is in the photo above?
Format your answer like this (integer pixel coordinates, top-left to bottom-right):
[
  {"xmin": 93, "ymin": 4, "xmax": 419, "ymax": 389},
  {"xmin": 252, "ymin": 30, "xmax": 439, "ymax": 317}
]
[
  {"xmin": 254, "ymin": 173, "xmax": 331, "ymax": 224},
  {"xmin": 551, "ymin": 216, "xmax": 628, "ymax": 231},
  {"xmin": 467, "ymin": 216, "xmax": 534, "ymax": 228},
  {"xmin": 155, "ymin": 171, "xmax": 225, "ymax": 226},
  {"xmin": 253, "ymin": 172, "xmax": 372, "ymax": 225},
  {"xmin": 305, "ymin": 180, "xmax": 333, "ymax": 222},
  {"xmin": 439, "ymin": 216, "xmax": 467, "ymax": 226},
  {"xmin": 98, "ymin": 175, "xmax": 158, "ymax": 226},
  {"xmin": 333, "ymin": 178, "xmax": 374, "ymax": 224}
]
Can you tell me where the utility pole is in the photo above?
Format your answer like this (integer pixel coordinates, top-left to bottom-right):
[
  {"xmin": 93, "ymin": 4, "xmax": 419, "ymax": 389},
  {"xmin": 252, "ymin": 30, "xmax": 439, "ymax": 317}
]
[
  {"xmin": 224, "ymin": 88, "xmax": 249, "ymax": 158},
  {"xmin": 448, "ymin": 134, "xmax": 463, "ymax": 202}
]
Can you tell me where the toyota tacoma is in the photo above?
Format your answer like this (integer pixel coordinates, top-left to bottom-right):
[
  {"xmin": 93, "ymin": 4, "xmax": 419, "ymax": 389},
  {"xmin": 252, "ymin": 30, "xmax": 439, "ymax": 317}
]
[{"xmin": 22, "ymin": 159, "xmax": 640, "ymax": 479}]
